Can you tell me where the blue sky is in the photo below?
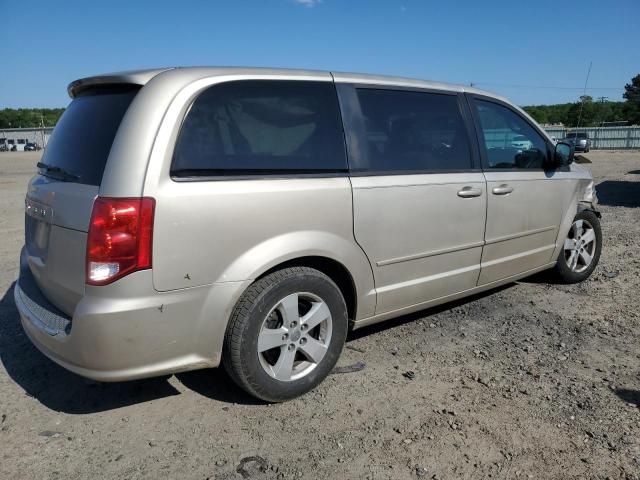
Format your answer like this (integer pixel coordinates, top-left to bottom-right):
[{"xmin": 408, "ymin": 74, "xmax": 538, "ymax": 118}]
[{"xmin": 1, "ymin": 0, "xmax": 638, "ymax": 108}]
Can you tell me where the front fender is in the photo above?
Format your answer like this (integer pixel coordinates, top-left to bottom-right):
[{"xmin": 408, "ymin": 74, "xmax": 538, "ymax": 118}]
[{"xmin": 551, "ymin": 177, "xmax": 599, "ymax": 261}]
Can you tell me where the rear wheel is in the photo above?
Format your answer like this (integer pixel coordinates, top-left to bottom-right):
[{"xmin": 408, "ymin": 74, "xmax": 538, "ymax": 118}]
[
  {"xmin": 553, "ymin": 210, "xmax": 601, "ymax": 283},
  {"xmin": 223, "ymin": 267, "xmax": 348, "ymax": 402}
]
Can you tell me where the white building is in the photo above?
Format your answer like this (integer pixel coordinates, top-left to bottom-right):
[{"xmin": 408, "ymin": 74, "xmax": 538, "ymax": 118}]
[{"xmin": 0, "ymin": 127, "xmax": 54, "ymax": 151}]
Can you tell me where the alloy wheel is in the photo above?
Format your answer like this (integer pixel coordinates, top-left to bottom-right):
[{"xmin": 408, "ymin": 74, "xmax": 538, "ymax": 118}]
[
  {"xmin": 257, "ymin": 292, "xmax": 332, "ymax": 382},
  {"xmin": 564, "ymin": 219, "xmax": 597, "ymax": 273}
]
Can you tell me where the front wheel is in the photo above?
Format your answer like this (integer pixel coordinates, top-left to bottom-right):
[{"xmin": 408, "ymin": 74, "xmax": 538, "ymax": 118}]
[
  {"xmin": 223, "ymin": 267, "xmax": 348, "ymax": 402},
  {"xmin": 553, "ymin": 210, "xmax": 602, "ymax": 283}
]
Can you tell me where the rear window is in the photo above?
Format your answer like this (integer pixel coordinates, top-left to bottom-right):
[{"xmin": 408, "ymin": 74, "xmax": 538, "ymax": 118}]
[
  {"xmin": 171, "ymin": 80, "xmax": 347, "ymax": 176},
  {"xmin": 40, "ymin": 86, "xmax": 139, "ymax": 185}
]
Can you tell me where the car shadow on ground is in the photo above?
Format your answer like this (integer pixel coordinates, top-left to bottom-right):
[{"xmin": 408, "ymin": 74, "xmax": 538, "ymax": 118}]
[
  {"xmin": 347, "ymin": 283, "xmax": 513, "ymax": 341},
  {"xmin": 596, "ymin": 180, "xmax": 640, "ymax": 208},
  {"xmin": 0, "ymin": 279, "xmax": 535, "ymax": 412},
  {"xmin": 615, "ymin": 388, "xmax": 640, "ymax": 407},
  {"xmin": 0, "ymin": 282, "xmax": 267, "ymax": 412},
  {"xmin": 0, "ymin": 282, "xmax": 183, "ymax": 414}
]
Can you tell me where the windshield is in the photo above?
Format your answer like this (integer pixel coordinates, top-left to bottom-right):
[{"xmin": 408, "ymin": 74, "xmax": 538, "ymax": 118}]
[{"xmin": 40, "ymin": 86, "xmax": 139, "ymax": 185}]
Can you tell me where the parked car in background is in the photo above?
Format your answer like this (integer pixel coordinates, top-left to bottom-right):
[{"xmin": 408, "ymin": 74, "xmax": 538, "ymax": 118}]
[
  {"xmin": 15, "ymin": 67, "xmax": 602, "ymax": 402},
  {"xmin": 564, "ymin": 131, "xmax": 591, "ymax": 152},
  {"xmin": 0, "ymin": 138, "xmax": 7, "ymax": 151},
  {"xmin": 510, "ymin": 135, "xmax": 533, "ymax": 150},
  {"xmin": 24, "ymin": 143, "xmax": 39, "ymax": 151}
]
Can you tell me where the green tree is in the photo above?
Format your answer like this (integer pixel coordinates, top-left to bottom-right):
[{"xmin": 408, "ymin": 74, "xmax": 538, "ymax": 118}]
[
  {"xmin": 0, "ymin": 108, "xmax": 65, "ymax": 129},
  {"xmin": 623, "ymin": 74, "xmax": 640, "ymax": 125},
  {"xmin": 566, "ymin": 96, "xmax": 596, "ymax": 127}
]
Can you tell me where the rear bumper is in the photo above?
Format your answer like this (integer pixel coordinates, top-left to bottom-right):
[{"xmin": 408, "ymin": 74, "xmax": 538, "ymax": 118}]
[{"xmin": 15, "ymin": 248, "xmax": 248, "ymax": 381}]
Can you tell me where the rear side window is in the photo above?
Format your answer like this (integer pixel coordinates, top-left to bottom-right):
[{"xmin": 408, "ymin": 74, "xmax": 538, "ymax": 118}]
[
  {"xmin": 473, "ymin": 99, "xmax": 547, "ymax": 169},
  {"xmin": 40, "ymin": 86, "xmax": 139, "ymax": 185},
  {"xmin": 171, "ymin": 80, "xmax": 347, "ymax": 176},
  {"xmin": 353, "ymin": 89, "xmax": 472, "ymax": 173}
]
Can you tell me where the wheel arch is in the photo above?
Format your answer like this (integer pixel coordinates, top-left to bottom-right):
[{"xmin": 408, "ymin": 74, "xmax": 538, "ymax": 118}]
[
  {"xmin": 257, "ymin": 256, "xmax": 359, "ymax": 324},
  {"xmin": 216, "ymin": 231, "xmax": 376, "ymax": 321},
  {"xmin": 551, "ymin": 178, "xmax": 600, "ymax": 262}
]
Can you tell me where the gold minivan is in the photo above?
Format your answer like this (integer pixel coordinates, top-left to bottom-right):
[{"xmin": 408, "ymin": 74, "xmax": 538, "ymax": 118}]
[{"xmin": 15, "ymin": 67, "xmax": 601, "ymax": 401}]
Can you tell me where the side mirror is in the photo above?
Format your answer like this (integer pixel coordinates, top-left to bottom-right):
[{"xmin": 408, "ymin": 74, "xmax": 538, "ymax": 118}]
[{"xmin": 553, "ymin": 141, "xmax": 574, "ymax": 168}]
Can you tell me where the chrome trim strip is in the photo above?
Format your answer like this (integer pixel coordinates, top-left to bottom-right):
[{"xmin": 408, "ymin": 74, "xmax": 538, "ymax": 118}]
[
  {"xmin": 484, "ymin": 225, "xmax": 556, "ymax": 245},
  {"xmin": 376, "ymin": 264, "xmax": 481, "ymax": 293},
  {"xmin": 480, "ymin": 244, "xmax": 556, "ymax": 268},
  {"xmin": 25, "ymin": 197, "xmax": 54, "ymax": 224},
  {"xmin": 376, "ymin": 241, "xmax": 485, "ymax": 267}
]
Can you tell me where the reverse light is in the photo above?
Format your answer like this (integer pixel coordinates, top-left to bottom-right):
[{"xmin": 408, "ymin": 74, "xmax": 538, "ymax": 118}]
[{"xmin": 86, "ymin": 197, "xmax": 155, "ymax": 286}]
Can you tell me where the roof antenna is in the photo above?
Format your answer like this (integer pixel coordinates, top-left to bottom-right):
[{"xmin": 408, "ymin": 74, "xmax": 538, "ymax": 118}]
[{"xmin": 575, "ymin": 61, "xmax": 592, "ymax": 131}]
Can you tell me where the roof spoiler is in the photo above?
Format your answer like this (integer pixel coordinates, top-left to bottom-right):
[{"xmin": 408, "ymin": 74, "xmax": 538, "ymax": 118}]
[{"xmin": 67, "ymin": 68, "xmax": 174, "ymax": 98}]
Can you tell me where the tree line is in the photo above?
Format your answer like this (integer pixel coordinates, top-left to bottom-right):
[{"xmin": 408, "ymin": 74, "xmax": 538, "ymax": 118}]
[
  {"xmin": 519, "ymin": 74, "xmax": 640, "ymax": 127},
  {"xmin": 523, "ymin": 98, "xmax": 629, "ymax": 127},
  {"xmin": 0, "ymin": 108, "xmax": 65, "ymax": 129},
  {"xmin": 2, "ymin": 74, "xmax": 639, "ymax": 129}
]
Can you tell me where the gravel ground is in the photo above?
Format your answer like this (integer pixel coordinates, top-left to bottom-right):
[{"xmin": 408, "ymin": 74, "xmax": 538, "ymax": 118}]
[{"xmin": 1, "ymin": 151, "xmax": 639, "ymax": 480}]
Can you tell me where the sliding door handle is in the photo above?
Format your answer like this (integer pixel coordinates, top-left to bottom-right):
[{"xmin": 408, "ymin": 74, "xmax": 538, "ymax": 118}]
[
  {"xmin": 492, "ymin": 184, "xmax": 514, "ymax": 195},
  {"xmin": 457, "ymin": 186, "xmax": 483, "ymax": 198}
]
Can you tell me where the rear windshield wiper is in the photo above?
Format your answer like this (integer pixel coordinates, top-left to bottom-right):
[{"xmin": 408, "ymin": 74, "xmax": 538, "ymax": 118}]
[{"xmin": 37, "ymin": 162, "xmax": 81, "ymax": 181}]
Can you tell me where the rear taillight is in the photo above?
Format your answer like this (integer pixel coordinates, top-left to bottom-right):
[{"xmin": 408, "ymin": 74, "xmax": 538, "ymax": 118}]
[{"xmin": 86, "ymin": 197, "xmax": 155, "ymax": 286}]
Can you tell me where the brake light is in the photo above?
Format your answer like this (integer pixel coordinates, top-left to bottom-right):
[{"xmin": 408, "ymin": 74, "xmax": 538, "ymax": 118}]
[{"xmin": 86, "ymin": 197, "xmax": 155, "ymax": 285}]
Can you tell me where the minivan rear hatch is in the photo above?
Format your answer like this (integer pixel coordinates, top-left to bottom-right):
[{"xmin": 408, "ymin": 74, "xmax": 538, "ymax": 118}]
[{"xmin": 24, "ymin": 85, "xmax": 140, "ymax": 316}]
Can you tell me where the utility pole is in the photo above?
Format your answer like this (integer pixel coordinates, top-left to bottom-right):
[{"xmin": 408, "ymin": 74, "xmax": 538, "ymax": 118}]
[
  {"xmin": 596, "ymin": 96, "xmax": 608, "ymax": 127},
  {"xmin": 40, "ymin": 115, "xmax": 46, "ymax": 148}
]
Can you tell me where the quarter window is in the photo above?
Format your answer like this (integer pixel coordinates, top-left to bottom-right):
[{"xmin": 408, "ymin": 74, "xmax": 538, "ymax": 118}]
[
  {"xmin": 473, "ymin": 100, "xmax": 548, "ymax": 169},
  {"xmin": 172, "ymin": 81, "xmax": 347, "ymax": 176},
  {"xmin": 354, "ymin": 89, "xmax": 472, "ymax": 172}
]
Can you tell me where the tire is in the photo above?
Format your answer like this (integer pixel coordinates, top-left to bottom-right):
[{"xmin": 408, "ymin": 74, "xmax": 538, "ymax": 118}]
[
  {"xmin": 553, "ymin": 210, "xmax": 602, "ymax": 283},
  {"xmin": 223, "ymin": 267, "xmax": 348, "ymax": 402}
]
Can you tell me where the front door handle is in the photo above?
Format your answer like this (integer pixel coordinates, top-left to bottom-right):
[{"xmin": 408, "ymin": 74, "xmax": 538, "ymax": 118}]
[
  {"xmin": 492, "ymin": 184, "xmax": 514, "ymax": 195},
  {"xmin": 457, "ymin": 186, "xmax": 483, "ymax": 198}
]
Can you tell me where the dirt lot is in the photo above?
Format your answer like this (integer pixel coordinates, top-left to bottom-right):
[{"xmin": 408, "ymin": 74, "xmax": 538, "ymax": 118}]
[{"xmin": 1, "ymin": 151, "xmax": 639, "ymax": 480}]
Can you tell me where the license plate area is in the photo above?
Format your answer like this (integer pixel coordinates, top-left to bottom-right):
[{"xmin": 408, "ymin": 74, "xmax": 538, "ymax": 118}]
[{"xmin": 25, "ymin": 198, "xmax": 53, "ymax": 261}]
